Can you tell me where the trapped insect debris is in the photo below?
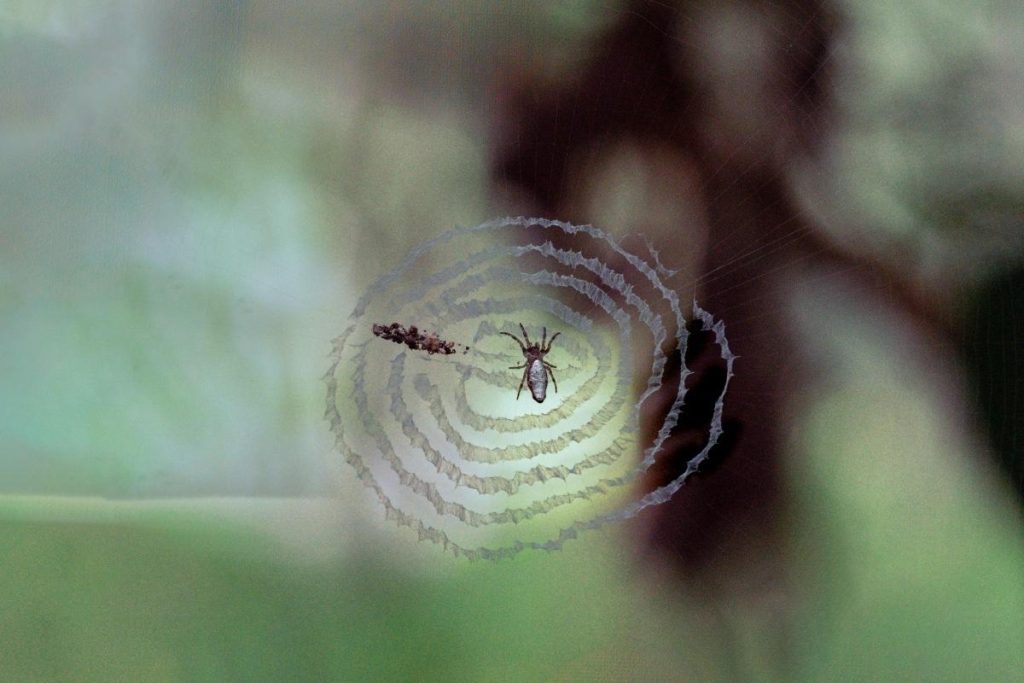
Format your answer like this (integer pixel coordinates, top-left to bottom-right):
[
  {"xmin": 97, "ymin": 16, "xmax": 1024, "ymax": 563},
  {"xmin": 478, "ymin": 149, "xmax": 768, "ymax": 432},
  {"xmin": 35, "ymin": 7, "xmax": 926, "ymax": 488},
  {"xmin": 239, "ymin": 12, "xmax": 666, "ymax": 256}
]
[
  {"xmin": 324, "ymin": 217, "xmax": 735, "ymax": 560},
  {"xmin": 371, "ymin": 321, "xmax": 470, "ymax": 355}
]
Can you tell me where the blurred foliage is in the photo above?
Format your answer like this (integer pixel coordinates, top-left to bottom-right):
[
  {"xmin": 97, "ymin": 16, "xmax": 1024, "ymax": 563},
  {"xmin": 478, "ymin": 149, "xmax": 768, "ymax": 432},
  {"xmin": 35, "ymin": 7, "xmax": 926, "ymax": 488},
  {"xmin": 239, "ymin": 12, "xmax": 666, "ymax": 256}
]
[
  {"xmin": 0, "ymin": 500, "xmax": 705, "ymax": 683},
  {"xmin": 796, "ymin": 0, "xmax": 1024, "ymax": 277},
  {"xmin": 790, "ymin": 283, "xmax": 1024, "ymax": 682}
]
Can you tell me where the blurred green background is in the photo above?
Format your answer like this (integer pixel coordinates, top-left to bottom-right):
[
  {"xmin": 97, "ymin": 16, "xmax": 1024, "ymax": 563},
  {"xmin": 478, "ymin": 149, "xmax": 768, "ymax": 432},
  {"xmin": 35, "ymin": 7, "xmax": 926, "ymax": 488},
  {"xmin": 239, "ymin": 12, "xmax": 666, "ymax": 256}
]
[{"xmin": 1, "ymin": 2, "xmax": 1022, "ymax": 681}]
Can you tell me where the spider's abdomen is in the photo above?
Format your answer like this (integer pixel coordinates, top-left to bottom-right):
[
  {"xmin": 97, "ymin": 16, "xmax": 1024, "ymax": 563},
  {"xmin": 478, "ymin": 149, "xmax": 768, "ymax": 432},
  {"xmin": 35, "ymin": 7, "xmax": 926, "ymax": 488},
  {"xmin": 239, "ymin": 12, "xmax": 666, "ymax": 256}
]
[{"xmin": 527, "ymin": 358, "xmax": 548, "ymax": 403}]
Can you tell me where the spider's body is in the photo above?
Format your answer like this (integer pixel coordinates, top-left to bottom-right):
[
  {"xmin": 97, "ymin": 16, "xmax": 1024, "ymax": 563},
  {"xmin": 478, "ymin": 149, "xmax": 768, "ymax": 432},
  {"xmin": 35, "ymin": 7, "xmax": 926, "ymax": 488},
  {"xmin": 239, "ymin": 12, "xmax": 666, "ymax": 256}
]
[{"xmin": 501, "ymin": 324, "xmax": 560, "ymax": 403}]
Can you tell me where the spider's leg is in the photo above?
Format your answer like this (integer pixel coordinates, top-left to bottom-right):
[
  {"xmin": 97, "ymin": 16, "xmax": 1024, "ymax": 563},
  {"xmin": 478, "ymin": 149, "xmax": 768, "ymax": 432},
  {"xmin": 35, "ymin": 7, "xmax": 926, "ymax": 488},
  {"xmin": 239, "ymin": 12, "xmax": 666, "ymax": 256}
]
[
  {"xmin": 509, "ymin": 363, "xmax": 526, "ymax": 369},
  {"xmin": 543, "ymin": 331, "xmax": 561, "ymax": 352},
  {"xmin": 515, "ymin": 368, "xmax": 527, "ymax": 400},
  {"xmin": 542, "ymin": 361, "xmax": 557, "ymax": 368},
  {"xmin": 500, "ymin": 331, "xmax": 526, "ymax": 352},
  {"xmin": 541, "ymin": 326, "xmax": 546, "ymax": 349},
  {"xmin": 546, "ymin": 365, "xmax": 558, "ymax": 394},
  {"xmin": 519, "ymin": 323, "xmax": 532, "ymax": 347}
]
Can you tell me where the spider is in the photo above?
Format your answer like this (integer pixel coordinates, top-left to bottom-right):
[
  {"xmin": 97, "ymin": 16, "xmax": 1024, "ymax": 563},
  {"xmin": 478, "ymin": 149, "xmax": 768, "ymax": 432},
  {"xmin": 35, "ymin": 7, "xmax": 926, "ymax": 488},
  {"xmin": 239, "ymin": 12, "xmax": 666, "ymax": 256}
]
[{"xmin": 501, "ymin": 323, "xmax": 560, "ymax": 403}]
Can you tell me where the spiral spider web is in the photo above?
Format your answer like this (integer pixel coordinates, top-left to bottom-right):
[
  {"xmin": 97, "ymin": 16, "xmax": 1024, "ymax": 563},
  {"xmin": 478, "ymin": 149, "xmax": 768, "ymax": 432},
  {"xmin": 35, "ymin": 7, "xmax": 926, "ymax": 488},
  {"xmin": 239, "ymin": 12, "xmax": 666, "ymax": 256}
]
[{"xmin": 324, "ymin": 217, "xmax": 735, "ymax": 559}]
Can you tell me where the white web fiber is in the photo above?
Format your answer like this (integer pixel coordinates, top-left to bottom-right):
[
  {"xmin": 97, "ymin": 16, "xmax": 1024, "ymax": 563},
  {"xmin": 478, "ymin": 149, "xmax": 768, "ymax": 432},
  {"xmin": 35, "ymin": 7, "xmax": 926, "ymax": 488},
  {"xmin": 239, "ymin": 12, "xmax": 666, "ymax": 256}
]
[{"xmin": 324, "ymin": 217, "xmax": 736, "ymax": 560}]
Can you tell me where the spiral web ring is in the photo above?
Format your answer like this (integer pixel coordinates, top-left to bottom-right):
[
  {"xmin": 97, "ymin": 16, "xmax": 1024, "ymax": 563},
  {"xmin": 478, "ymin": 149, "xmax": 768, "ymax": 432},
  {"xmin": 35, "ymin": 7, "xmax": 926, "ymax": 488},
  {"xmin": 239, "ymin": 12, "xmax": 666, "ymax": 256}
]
[{"xmin": 324, "ymin": 217, "xmax": 735, "ymax": 560}]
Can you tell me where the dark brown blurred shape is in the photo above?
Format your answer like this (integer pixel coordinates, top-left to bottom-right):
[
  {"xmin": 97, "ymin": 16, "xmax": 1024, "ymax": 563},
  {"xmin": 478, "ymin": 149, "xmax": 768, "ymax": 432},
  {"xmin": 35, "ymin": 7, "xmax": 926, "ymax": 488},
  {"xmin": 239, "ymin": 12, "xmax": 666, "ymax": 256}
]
[{"xmin": 489, "ymin": 0, "xmax": 951, "ymax": 588}]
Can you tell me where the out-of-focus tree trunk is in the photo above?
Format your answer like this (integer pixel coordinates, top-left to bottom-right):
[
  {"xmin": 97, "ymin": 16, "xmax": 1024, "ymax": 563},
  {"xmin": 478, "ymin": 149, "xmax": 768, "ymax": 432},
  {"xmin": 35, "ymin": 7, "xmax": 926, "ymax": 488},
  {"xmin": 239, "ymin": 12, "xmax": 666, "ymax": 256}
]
[{"xmin": 489, "ymin": 0, "xmax": 953, "ymax": 594}]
